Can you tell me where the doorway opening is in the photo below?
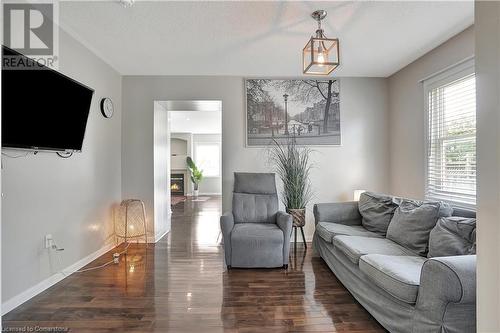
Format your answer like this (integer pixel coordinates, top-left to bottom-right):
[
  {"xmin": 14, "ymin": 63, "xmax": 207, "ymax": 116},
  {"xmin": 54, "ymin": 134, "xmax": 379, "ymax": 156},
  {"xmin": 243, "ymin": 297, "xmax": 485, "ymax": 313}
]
[
  {"xmin": 169, "ymin": 109, "xmax": 222, "ymax": 199},
  {"xmin": 153, "ymin": 100, "xmax": 222, "ymax": 241}
]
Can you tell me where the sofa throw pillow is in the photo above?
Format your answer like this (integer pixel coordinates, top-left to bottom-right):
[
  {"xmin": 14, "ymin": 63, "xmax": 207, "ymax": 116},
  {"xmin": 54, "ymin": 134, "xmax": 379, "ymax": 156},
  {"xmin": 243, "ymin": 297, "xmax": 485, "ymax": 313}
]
[
  {"xmin": 358, "ymin": 192, "xmax": 399, "ymax": 236},
  {"xmin": 387, "ymin": 199, "xmax": 453, "ymax": 256},
  {"xmin": 428, "ymin": 217, "xmax": 476, "ymax": 258}
]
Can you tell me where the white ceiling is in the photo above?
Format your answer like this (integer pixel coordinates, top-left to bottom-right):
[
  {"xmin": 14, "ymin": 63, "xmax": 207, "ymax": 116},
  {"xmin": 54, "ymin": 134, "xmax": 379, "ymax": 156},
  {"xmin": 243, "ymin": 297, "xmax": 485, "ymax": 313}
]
[
  {"xmin": 59, "ymin": 1, "xmax": 473, "ymax": 77},
  {"xmin": 169, "ymin": 111, "xmax": 222, "ymax": 134}
]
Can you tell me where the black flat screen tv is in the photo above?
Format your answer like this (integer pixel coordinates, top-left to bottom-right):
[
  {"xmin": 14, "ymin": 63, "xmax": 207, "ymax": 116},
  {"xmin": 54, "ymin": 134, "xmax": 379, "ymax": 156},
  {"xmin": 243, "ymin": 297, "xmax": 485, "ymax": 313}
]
[{"xmin": 2, "ymin": 46, "xmax": 94, "ymax": 152}]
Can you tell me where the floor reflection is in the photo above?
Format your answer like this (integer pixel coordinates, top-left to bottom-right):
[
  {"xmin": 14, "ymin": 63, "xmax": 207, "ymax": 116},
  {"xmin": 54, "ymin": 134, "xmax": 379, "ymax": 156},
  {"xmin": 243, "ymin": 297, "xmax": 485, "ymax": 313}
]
[
  {"xmin": 221, "ymin": 246, "xmax": 308, "ymax": 331},
  {"xmin": 169, "ymin": 195, "xmax": 223, "ymax": 251}
]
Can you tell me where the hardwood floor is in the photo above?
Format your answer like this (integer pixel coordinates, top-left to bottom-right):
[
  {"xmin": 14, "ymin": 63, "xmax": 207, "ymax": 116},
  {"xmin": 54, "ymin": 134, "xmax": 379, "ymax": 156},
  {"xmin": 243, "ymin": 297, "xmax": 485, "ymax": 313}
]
[{"xmin": 3, "ymin": 196, "xmax": 385, "ymax": 332}]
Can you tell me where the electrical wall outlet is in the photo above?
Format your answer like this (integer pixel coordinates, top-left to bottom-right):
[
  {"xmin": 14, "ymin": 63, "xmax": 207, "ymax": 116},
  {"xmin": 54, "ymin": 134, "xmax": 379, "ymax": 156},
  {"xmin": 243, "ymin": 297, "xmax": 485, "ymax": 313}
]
[{"xmin": 45, "ymin": 234, "xmax": 53, "ymax": 249}]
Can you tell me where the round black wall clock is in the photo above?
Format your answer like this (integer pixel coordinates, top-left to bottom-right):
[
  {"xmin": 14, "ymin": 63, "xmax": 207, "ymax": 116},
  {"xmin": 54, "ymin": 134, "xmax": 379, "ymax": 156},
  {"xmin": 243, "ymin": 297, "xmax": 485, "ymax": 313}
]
[{"xmin": 100, "ymin": 97, "xmax": 114, "ymax": 118}]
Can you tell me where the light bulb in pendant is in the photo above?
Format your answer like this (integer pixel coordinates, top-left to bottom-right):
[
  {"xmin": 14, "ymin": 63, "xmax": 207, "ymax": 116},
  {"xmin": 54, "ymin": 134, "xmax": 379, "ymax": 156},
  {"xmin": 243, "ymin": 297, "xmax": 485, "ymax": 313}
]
[{"xmin": 317, "ymin": 52, "xmax": 325, "ymax": 65}]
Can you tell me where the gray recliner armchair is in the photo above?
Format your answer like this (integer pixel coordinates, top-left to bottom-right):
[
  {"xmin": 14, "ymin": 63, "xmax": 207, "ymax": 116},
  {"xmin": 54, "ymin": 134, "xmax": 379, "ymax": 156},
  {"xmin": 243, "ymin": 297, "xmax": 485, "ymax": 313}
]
[{"xmin": 220, "ymin": 172, "xmax": 293, "ymax": 269}]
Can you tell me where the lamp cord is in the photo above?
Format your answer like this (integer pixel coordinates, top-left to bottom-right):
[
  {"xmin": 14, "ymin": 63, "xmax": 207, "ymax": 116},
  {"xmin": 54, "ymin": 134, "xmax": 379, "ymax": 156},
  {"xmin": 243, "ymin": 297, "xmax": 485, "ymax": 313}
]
[{"xmin": 55, "ymin": 242, "xmax": 131, "ymax": 276}]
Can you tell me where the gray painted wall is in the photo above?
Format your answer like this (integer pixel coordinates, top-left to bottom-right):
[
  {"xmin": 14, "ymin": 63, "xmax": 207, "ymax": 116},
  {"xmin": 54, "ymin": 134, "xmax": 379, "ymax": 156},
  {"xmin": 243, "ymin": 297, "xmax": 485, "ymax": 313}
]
[
  {"xmin": 387, "ymin": 26, "xmax": 474, "ymax": 199},
  {"xmin": 171, "ymin": 133, "xmax": 192, "ymax": 168},
  {"xmin": 2, "ymin": 30, "xmax": 122, "ymax": 303},
  {"xmin": 475, "ymin": 2, "xmax": 500, "ymax": 331},
  {"xmin": 171, "ymin": 138, "xmax": 188, "ymax": 164},
  {"xmin": 122, "ymin": 76, "xmax": 390, "ymax": 240}
]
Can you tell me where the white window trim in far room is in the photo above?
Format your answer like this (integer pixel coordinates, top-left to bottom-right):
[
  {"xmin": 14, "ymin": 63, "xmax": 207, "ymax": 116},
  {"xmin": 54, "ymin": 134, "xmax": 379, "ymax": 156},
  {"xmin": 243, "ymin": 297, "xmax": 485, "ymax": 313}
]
[
  {"xmin": 423, "ymin": 58, "xmax": 476, "ymax": 210},
  {"xmin": 194, "ymin": 141, "xmax": 221, "ymax": 178}
]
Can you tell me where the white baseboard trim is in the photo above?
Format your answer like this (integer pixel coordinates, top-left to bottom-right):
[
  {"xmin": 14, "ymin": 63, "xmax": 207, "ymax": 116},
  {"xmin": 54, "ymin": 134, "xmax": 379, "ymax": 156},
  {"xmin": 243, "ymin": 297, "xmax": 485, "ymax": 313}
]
[
  {"xmin": 130, "ymin": 229, "xmax": 169, "ymax": 243},
  {"xmin": 154, "ymin": 229, "xmax": 169, "ymax": 242},
  {"xmin": 186, "ymin": 192, "xmax": 221, "ymax": 196},
  {"xmin": 1, "ymin": 242, "xmax": 117, "ymax": 315}
]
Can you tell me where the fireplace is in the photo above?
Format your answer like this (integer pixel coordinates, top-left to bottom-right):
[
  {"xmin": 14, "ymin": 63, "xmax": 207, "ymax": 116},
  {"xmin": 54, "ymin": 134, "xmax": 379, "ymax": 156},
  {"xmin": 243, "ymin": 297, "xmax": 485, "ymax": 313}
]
[{"xmin": 171, "ymin": 173, "xmax": 185, "ymax": 195}]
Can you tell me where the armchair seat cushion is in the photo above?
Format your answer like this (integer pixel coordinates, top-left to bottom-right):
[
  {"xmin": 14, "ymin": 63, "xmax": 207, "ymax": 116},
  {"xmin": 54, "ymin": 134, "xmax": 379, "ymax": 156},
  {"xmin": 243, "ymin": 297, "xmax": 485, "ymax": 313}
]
[
  {"xmin": 332, "ymin": 235, "xmax": 415, "ymax": 264},
  {"xmin": 231, "ymin": 223, "xmax": 284, "ymax": 267},
  {"xmin": 316, "ymin": 222, "xmax": 383, "ymax": 243},
  {"xmin": 359, "ymin": 254, "xmax": 427, "ymax": 304}
]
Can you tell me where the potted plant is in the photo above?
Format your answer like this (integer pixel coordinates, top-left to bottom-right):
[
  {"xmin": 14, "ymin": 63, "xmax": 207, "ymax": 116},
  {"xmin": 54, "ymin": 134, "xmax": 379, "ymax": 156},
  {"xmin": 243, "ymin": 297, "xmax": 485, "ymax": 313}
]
[
  {"xmin": 268, "ymin": 137, "xmax": 313, "ymax": 228},
  {"xmin": 186, "ymin": 156, "xmax": 203, "ymax": 197}
]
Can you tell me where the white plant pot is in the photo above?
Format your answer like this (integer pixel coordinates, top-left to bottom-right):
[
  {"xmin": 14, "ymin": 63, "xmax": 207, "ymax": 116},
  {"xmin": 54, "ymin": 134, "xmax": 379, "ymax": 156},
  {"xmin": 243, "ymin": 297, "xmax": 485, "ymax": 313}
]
[{"xmin": 193, "ymin": 190, "xmax": 199, "ymax": 197}]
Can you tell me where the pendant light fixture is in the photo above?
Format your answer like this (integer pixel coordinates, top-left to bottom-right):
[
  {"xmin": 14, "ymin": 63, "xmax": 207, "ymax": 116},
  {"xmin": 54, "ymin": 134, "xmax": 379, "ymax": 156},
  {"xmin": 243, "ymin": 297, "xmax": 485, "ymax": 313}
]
[{"xmin": 303, "ymin": 10, "xmax": 340, "ymax": 75}]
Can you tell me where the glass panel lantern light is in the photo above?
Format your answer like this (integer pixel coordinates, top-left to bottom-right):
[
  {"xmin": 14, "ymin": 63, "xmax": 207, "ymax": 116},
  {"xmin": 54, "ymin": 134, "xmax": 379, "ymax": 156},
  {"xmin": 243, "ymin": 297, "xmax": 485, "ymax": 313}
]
[{"xmin": 303, "ymin": 10, "xmax": 340, "ymax": 75}]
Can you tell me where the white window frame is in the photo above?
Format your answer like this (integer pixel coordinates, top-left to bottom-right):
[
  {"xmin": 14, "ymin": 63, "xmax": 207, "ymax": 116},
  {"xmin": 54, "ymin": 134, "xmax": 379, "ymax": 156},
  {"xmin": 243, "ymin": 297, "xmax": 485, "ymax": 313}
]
[
  {"xmin": 423, "ymin": 58, "xmax": 476, "ymax": 209},
  {"xmin": 193, "ymin": 141, "xmax": 221, "ymax": 178}
]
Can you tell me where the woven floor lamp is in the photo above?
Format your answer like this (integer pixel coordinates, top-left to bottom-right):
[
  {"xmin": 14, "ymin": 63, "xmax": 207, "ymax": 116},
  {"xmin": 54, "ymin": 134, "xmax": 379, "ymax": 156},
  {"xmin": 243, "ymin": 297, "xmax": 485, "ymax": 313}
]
[{"xmin": 115, "ymin": 199, "xmax": 148, "ymax": 244}]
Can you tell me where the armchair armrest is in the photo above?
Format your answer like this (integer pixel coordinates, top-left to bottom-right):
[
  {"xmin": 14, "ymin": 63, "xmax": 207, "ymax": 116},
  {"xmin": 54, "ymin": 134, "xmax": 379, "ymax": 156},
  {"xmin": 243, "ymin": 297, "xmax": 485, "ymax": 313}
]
[
  {"xmin": 220, "ymin": 212, "xmax": 235, "ymax": 267},
  {"xmin": 276, "ymin": 211, "xmax": 293, "ymax": 265},
  {"xmin": 414, "ymin": 255, "xmax": 476, "ymax": 332},
  {"xmin": 313, "ymin": 202, "xmax": 361, "ymax": 226}
]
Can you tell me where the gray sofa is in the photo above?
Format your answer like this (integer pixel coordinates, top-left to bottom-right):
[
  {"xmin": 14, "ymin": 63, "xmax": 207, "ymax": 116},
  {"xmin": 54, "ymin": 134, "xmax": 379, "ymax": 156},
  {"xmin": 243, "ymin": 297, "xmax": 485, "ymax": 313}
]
[
  {"xmin": 313, "ymin": 193, "xmax": 476, "ymax": 333},
  {"xmin": 220, "ymin": 172, "xmax": 293, "ymax": 268}
]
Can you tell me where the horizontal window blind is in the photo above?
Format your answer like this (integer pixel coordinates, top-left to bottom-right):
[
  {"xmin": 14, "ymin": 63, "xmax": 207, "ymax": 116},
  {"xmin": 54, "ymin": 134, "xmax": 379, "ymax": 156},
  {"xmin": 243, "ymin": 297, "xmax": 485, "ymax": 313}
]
[{"xmin": 425, "ymin": 70, "xmax": 476, "ymax": 209}]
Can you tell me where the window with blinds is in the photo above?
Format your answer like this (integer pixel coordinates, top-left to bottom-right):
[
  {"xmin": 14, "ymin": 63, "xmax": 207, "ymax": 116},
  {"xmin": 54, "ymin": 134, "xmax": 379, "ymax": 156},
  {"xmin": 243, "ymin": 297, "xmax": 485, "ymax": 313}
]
[{"xmin": 425, "ymin": 62, "xmax": 476, "ymax": 209}]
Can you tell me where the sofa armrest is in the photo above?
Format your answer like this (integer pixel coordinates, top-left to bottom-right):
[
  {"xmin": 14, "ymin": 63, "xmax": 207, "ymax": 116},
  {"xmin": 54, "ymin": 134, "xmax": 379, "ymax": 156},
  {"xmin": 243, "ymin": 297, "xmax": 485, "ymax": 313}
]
[
  {"xmin": 414, "ymin": 255, "xmax": 476, "ymax": 332},
  {"xmin": 313, "ymin": 202, "xmax": 362, "ymax": 226},
  {"xmin": 276, "ymin": 211, "xmax": 293, "ymax": 265},
  {"xmin": 220, "ymin": 212, "xmax": 235, "ymax": 267},
  {"xmin": 419, "ymin": 255, "xmax": 476, "ymax": 304}
]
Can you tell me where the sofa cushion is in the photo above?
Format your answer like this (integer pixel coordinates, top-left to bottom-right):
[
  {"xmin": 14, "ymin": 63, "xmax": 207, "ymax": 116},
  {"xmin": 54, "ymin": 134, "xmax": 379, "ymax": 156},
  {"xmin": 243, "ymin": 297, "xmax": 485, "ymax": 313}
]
[
  {"xmin": 452, "ymin": 207, "xmax": 476, "ymax": 219},
  {"xmin": 359, "ymin": 254, "xmax": 427, "ymax": 304},
  {"xmin": 316, "ymin": 222, "xmax": 383, "ymax": 243},
  {"xmin": 231, "ymin": 223, "xmax": 283, "ymax": 267},
  {"xmin": 358, "ymin": 192, "xmax": 399, "ymax": 236},
  {"xmin": 387, "ymin": 199, "xmax": 453, "ymax": 256},
  {"xmin": 332, "ymin": 235, "xmax": 415, "ymax": 265},
  {"xmin": 428, "ymin": 217, "xmax": 476, "ymax": 258}
]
